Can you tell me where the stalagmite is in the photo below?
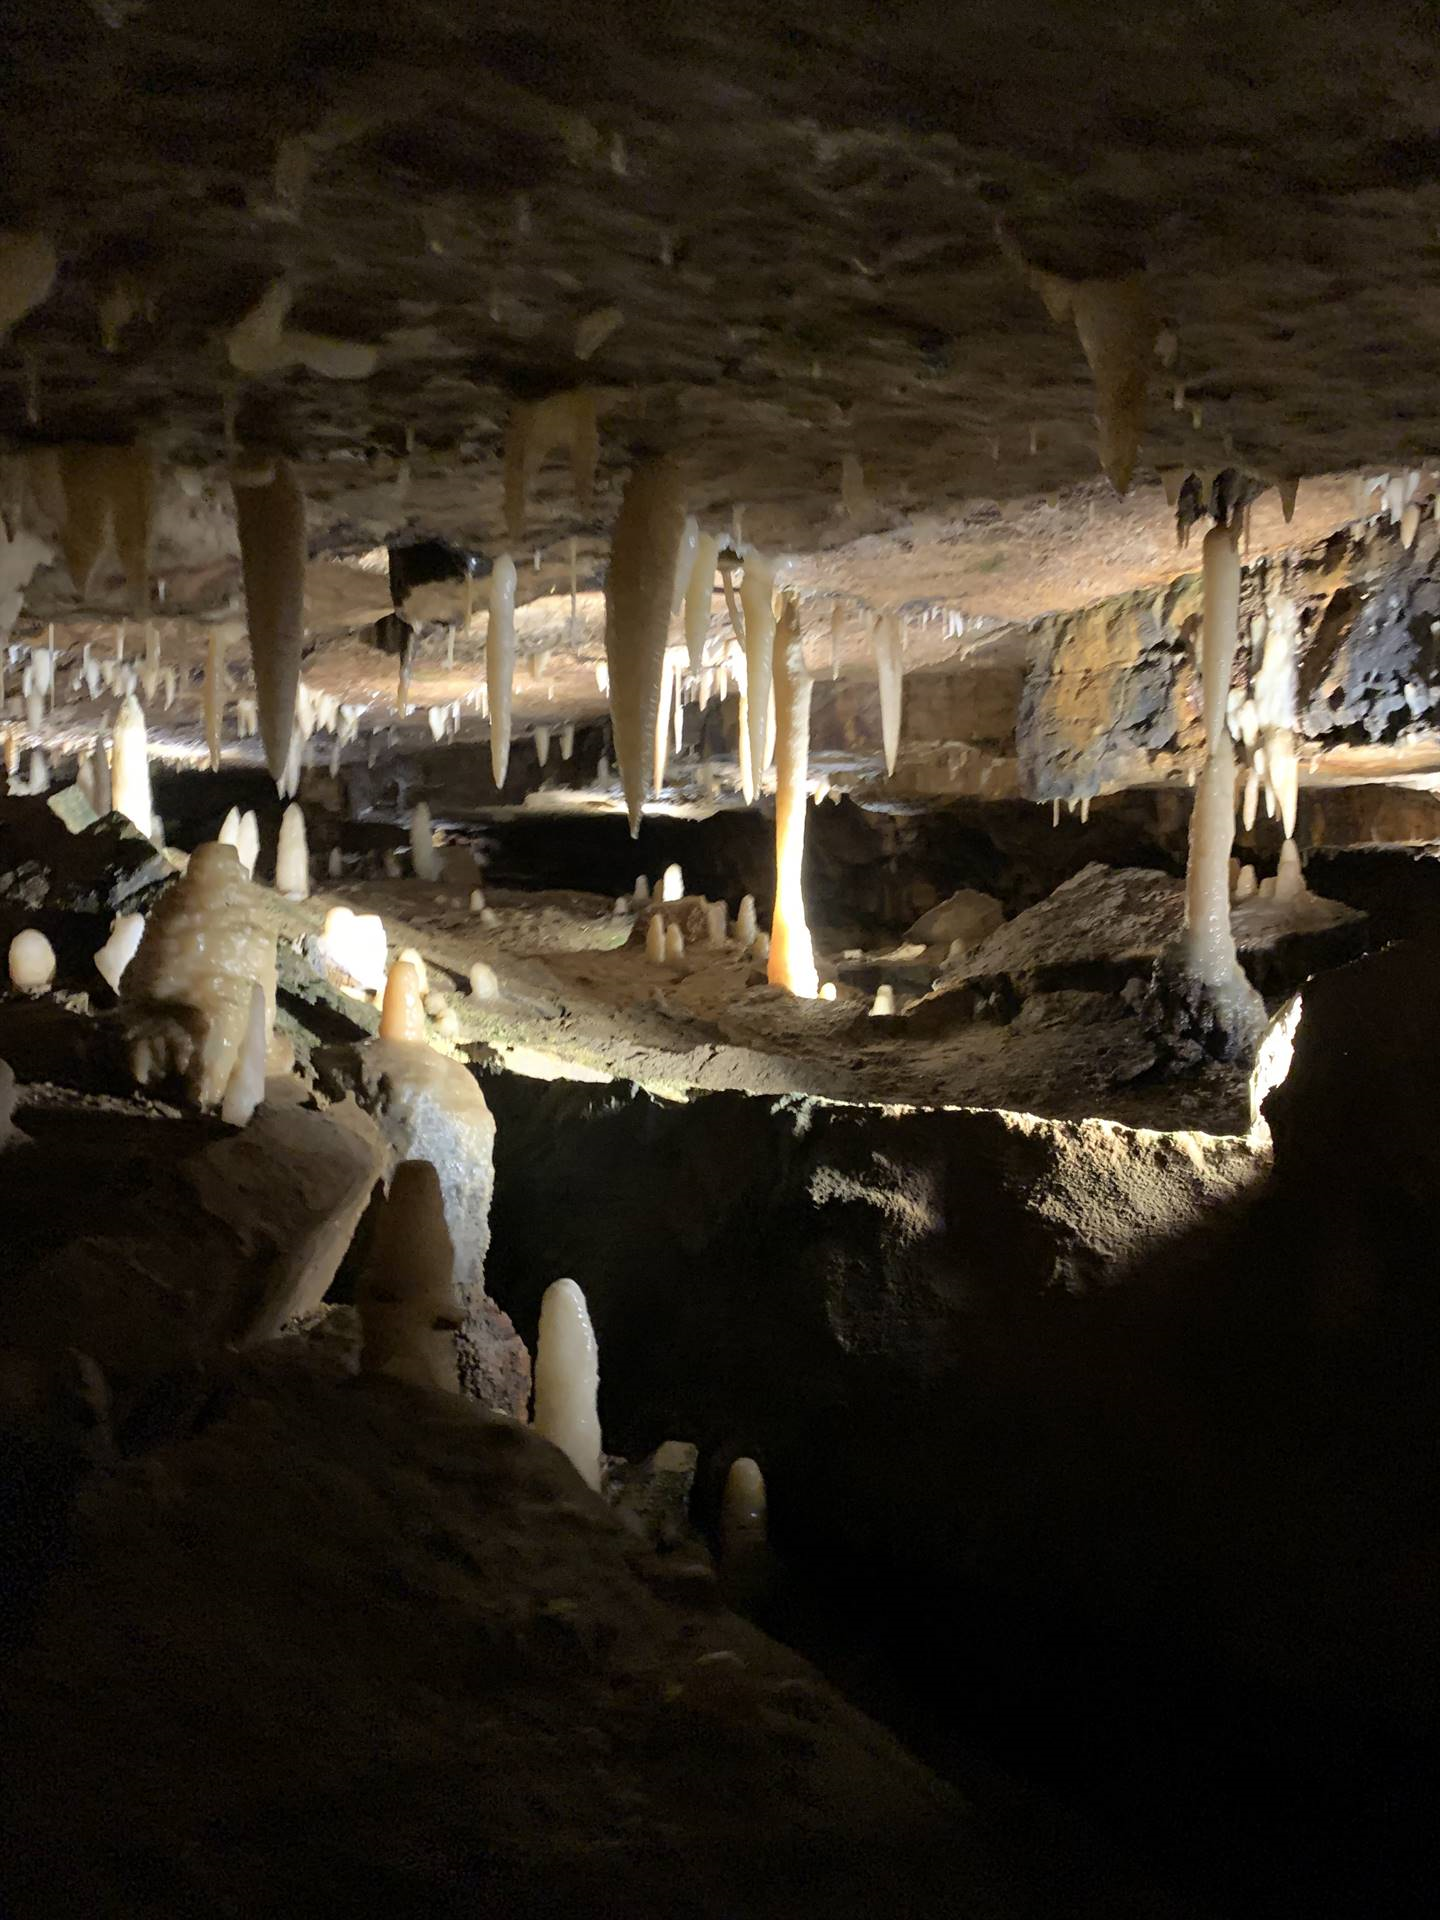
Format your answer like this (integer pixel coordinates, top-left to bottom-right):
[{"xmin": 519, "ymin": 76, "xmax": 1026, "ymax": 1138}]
[
  {"xmin": 410, "ymin": 800, "xmax": 441, "ymax": 882},
  {"xmin": 358, "ymin": 1161, "xmax": 465, "ymax": 1394},
  {"xmin": 8, "ymin": 929, "xmax": 55, "ymax": 994},
  {"xmin": 1274, "ymin": 838, "xmax": 1307, "ymax": 903},
  {"xmin": 275, "ymin": 802, "xmax": 310, "ymax": 899},
  {"xmin": 767, "ymin": 597, "xmax": 819, "ymax": 997},
  {"xmin": 487, "ymin": 553, "xmax": 518, "ymax": 788},
  {"xmin": 720, "ymin": 1456, "xmax": 768, "ymax": 1569},
  {"xmin": 873, "ymin": 614, "xmax": 904, "ymax": 777},
  {"xmin": 204, "ymin": 628, "xmax": 226, "ymax": 770},
  {"xmin": 604, "ymin": 456, "xmax": 688, "ymax": 835},
  {"xmin": 236, "ymin": 810, "xmax": 260, "ymax": 880},
  {"xmin": 234, "ymin": 458, "xmax": 307, "ymax": 785},
  {"xmin": 140, "ymin": 627, "xmax": 161, "ymax": 706},
  {"xmin": 1235, "ymin": 863, "xmax": 1259, "ymax": 901},
  {"xmin": 1168, "ymin": 523, "xmax": 1266, "ymax": 1053},
  {"xmin": 736, "ymin": 894, "xmax": 758, "ymax": 946},
  {"xmin": 533, "ymin": 723, "xmax": 551, "ymax": 766},
  {"xmin": 121, "ymin": 842, "xmax": 277, "ymax": 1109},
  {"xmin": 427, "ymin": 704, "xmax": 445, "ymax": 743},
  {"xmin": 316, "ymin": 908, "xmax": 387, "ymax": 996},
  {"xmin": 109, "ymin": 694, "xmax": 153, "ymax": 840},
  {"xmin": 871, "ymin": 984, "xmax": 895, "ymax": 1016},
  {"xmin": 76, "ymin": 742, "xmax": 112, "ymax": 816},
  {"xmin": 684, "ymin": 529, "xmax": 721, "ymax": 674},
  {"xmin": 379, "ymin": 959, "xmax": 427, "ymax": 1042},
  {"xmin": 469, "ymin": 888, "xmax": 485, "ymax": 913},
  {"xmin": 739, "ymin": 551, "xmax": 778, "ymax": 787},
  {"xmin": 633, "ymin": 874, "xmax": 651, "ymax": 905},
  {"xmin": 217, "ymin": 805, "xmax": 241, "ymax": 854},
  {"xmin": 1252, "ymin": 599, "xmax": 1300, "ymax": 841},
  {"xmin": 236, "ymin": 694, "xmax": 258, "ymax": 739},
  {"xmin": 705, "ymin": 901, "xmax": 728, "ymax": 946},
  {"xmin": 533, "ymin": 1277, "xmax": 602, "ymax": 1491},
  {"xmin": 469, "ymin": 961, "xmax": 499, "ymax": 1002},
  {"xmin": 26, "ymin": 749, "xmax": 48, "ymax": 795},
  {"xmin": 397, "ymin": 948, "xmax": 430, "ymax": 996},
  {"xmin": 220, "ymin": 981, "xmax": 268, "ymax": 1126},
  {"xmin": 664, "ymin": 922, "xmax": 685, "ymax": 963},
  {"xmin": 94, "ymin": 911, "xmax": 145, "ymax": 993},
  {"xmin": 645, "ymin": 913, "xmax": 666, "ymax": 963},
  {"xmin": 660, "ymin": 862, "xmax": 684, "ymax": 903}
]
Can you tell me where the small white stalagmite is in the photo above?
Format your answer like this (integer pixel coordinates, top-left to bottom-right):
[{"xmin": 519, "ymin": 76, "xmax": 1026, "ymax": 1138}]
[
  {"xmin": 659, "ymin": 863, "xmax": 684, "ymax": 902},
  {"xmin": 767, "ymin": 596, "xmax": 819, "ymax": 997},
  {"xmin": 871, "ymin": 983, "xmax": 895, "ymax": 1016},
  {"xmin": 873, "ymin": 614, "xmax": 905, "ymax": 777},
  {"xmin": 9, "ymin": 928, "xmax": 56, "ymax": 993},
  {"xmin": 720, "ymin": 1456, "xmax": 768, "ymax": 1569},
  {"xmin": 217, "ymin": 805, "xmax": 241, "ymax": 852},
  {"xmin": 487, "ymin": 554, "xmax": 518, "ymax": 788},
  {"xmin": 1274, "ymin": 838, "xmax": 1307, "ymax": 903},
  {"xmin": 469, "ymin": 960, "xmax": 499, "ymax": 1001},
  {"xmin": 533, "ymin": 1277, "xmax": 602, "ymax": 1491},
  {"xmin": 410, "ymin": 799, "xmax": 441, "ymax": 882},
  {"xmin": 644, "ymin": 912, "xmax": 666, "ymax": 963},
  {"xmin": 664, "ymin": 922, "xmax": 685, "ymax": 963},
  {"xmin": 94, "ymin": 911, "xmax": 145, "ymax": 993},
  {"xmin": 705, "ymin": 901, "xmax": 728, "ymax": 946},
  {"xmin": 358, "ymin": 1160, "xmax": 465, "ymax": 1394},
  {"xmin": 237, "ymin": 810, "xmax": 260, "ymax": 880},
  {"xmin": 605, "ymin": 455, "xmax": 688, "ymax": 836},
  {"xmin": 379, "ymin": 958, "xmax": 426, "ymax": 1043},
  {"xmin": 735, "ymin": 894, "xmax": 758, "ymax": 947},
  {"xmin": 275, "ymin": 802, "xmax": 309, "ymax": 899},
  {"xmin": 110, "ymin": 693, "xmax": 153, "ymax": 840},
  {"xmin": 220, "ymin": 980, "xmax": 268, "ymax": 1126}
]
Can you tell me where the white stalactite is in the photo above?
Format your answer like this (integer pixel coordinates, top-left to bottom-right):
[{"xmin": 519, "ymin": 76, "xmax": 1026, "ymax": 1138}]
[
  {"xmin": 533, "ymin": 1277, "xmax": 602, "ymax": 1491},
  {"xmin": 487, "ymin": 554, "xmax": 517, "ymax": 789},
  {"xmin": 873, "ymin": 615, "xmax": 904, "ymax": 777},
  {"xmin": 604, "ymin": 456, "xmax": 688, "ymax": 836},
  {"xmin": 739, "ymin": 551, "xmax": 778, "ymax": 786},
  {"xmin": 684, "ymin": 530, "xmax": 721, "ymax": 675},
  {"xmin": 233, "ymin": 458, "xmax": 307, "ymax": 786},
  {"xmin": 204, "ymin": 627, "xmax": 226, "ymax": 771}
]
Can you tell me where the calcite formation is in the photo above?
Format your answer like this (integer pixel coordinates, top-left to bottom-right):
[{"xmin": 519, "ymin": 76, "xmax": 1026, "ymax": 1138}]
[
  {"xmin": 122, "ymin": 841, "xmax": 278, "ymax": 1110},
  {"xmin": 534, "ymin": 1276, "xmax": 602, "ymax": 1491}
]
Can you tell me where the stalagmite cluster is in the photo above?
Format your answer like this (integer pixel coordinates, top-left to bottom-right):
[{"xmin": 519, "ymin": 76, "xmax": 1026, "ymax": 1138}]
[
  {"xmin": 767, "ymin": 596, "xmax": 819, "ymax": 997},
  {"xmin": 358, "ymin": 1160, "xmax": 465, "ymax": 1393},
  {"xmin": 604, "ymin": 456, "xmax": 687, "ymax": 835},
  {"xmin": 234, "ymin": 458, "xmax": 307, "ymax": 786},
  {"xmin": 121, "ymin": 841, "xmax": 277, "ymax": 1110},
  {"xmin": 533, "ymin": 1277, "xmax": 602, "ymax": 1491}
]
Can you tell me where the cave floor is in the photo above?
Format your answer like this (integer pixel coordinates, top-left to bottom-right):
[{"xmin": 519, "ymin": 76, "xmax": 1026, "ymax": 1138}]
[{"xmin": 279, "ymin": 874, "xmax": 1256, "ymax": 1134}]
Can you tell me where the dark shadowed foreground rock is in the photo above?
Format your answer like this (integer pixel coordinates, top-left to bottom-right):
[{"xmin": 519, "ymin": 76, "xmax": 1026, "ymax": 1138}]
[
  {"xmin": 0, "ymin": 1082, "xmax": 381, "ymax": 1438},
  {"xmin": 0, "ymin": 1333, "xmax": 1175, "ymax": 1919}
]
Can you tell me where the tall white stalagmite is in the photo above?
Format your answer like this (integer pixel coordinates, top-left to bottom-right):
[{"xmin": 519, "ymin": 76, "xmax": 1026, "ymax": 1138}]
[
  {"xmin": 604, "ymin": 456, "xmax": 688, "ymax": 836},
  {"xmin": 233, "ymin": 458, "xmax": 307, "ymax": 785},
  {"xmin": 379, "ymin": 958, "xmax": 426, "ymax": 1042},
  {"xmin": 873, "ymin": 615, "xmax": 905, "ymax": 777},
  {"xmin": 533, "ymin": 1277, "xmax": 602, "ymax": 1491},
  {"xmin": 358, "ymin": 1160, "xmax": 464, "ymax": 1393},
  {"xmin": 410, "ymin": 799, "xmax": 441, "ymax": 882},
  {"xmin": 94, "ymin": 910, "xmax": 145, "ymax": 993},
  {"xmin": 204, "ymin": 627, "xmax": 226, "ymax": 771},
  {"xmin": 236, "ymin": 810, "xmax": 260, "ymax": 880},
  {"xmin": 110, "ymin": 693, "xmax": 153, "ymax": 840},
  {"xmin": 487, "ymin": 553, "xmax": 517, "ymax": 788},
  {"xmin": 684, "ymin": 529, "xmax": 720, "ymax": 674},
  {"xmin": 1179, "ymin": 524, "xmax": 1265, "ymax": 1044},
  {"xmin": 767, "ymin": 596, "xmax": 819, "ymax": 997},
  {"xmin": 644, "ymin": 912, "xmax": 666, "ymax": 963},
  {"xmin": 275, "ymin": 802, "xmax": 310, "ymax": 899},
  {"xmin": 736, "ymin": 894, "xmax": 758, "ymax": 946},
  {"xmin": 739, "ymin": 551, "xmax": 778, "ymax": 786}
]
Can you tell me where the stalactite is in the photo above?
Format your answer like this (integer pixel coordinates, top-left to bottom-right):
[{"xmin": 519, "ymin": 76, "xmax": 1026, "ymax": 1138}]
[
  {"xmin": 487, "ymin": 554, "xmax": 517, "ymax": 789},
  {"xmin": 873, "ymin": 614, "xmax": 904, "ymax": 777},
  {"xmin": 652, "ymin": 647, "xmax": 676, "ymax": 794},
  {"xmin": 604, "ymin": 455, "xmax": 687, "ymax": 836},
  {"xmin": 204, "ymin": 628, "xmax": 226, "ymax": 771},
  {"xmin": 739, "ymin": 552, "xmax": 778, "ymax": 788},
  {"xmin": 503, "ymin": 390, "xmax": 600, "ymax": 541},
  {"xmin": 684, "ymin": 529, "xmax": 720, "ymax": 675},
  {"xmin": 767, "ymin": 596, "xmax": 819, "ymax": 997},
  {"xmin": 234, "ymin": 458, "xmax": 307, "ymax": 785},
  {"xmin": 533, "ymin": 1277, "xmax": 602, "ymax": 1490},
  {"xmin": 1027, "ymin": 266, "xmax": 1157, "ymax": 495}
]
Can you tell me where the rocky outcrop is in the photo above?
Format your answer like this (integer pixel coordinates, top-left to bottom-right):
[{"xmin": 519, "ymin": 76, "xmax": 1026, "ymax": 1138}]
[{"xmin": 0, "ymin": 1329, "xmax": 1172, "ymax": 1919}]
